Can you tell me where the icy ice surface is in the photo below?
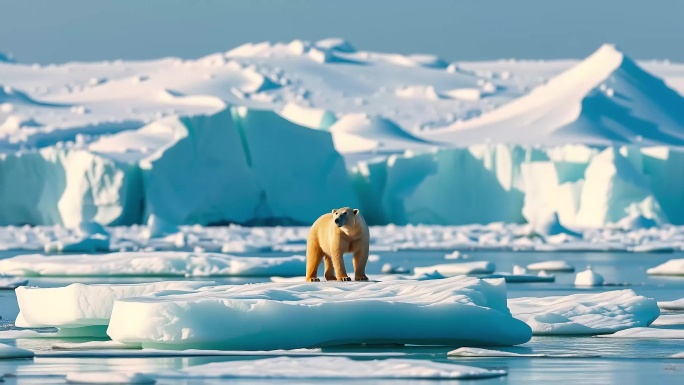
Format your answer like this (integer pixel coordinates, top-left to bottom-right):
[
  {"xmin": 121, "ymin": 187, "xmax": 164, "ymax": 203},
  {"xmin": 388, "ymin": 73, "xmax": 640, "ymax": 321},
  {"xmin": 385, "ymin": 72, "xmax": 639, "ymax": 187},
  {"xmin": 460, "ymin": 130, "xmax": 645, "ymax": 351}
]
[
  {"xmin": 0, "ymin": 252, "xmax": 305, "ymax": 277},
  {"xmin": 508, "ymin": 290, "xmax": 659, "ymax": 335},
  {"xmin": 526, "ymin": 260, "xmax": 575, "ymax": 272},
  {"xmin": 107, "ymin": 276, "xmax": 532, "ymax": 349},
  {"xmin": 65, "ymin": 372, "xmax": 155, "ymax": 384},
  {"xmin": 658, "ymin": 298, "xmax": 684, "ymax": 310}
]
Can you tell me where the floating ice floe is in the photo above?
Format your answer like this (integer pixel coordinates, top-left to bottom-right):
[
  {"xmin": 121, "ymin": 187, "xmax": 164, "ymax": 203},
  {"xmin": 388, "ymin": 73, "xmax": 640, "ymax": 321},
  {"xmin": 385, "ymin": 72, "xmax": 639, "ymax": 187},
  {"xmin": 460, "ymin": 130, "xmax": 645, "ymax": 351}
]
[
  {"xmin": 651, "ymin": 314, "xmax": 684, "ymax": 326},
  {"xmin": 658, "ymin": 298, "xmax": 684, "ymax": 310},
  {"xmin": 508, "ymin": 290, "xmax": 659, "ymax": 335},
  {"xmin": 598, "ymin": 327, "xmax": 684, "ymax": 339},
  {"xmin": 149, "ymin": 356, "xmax": 506, "ymax": 380},
  {"xmin": 447, "ymin": 347, "xmax": 599, "ymax": 358},
  {"xmin": 647, "ymin": 259, "xmax": 684, "ymax": 276},
  {"xmin": 482, "ymin": 273, "xmax": 555, "ymax": 283},
  {"xmin": 107, "ymin": 276, "xmax": 532, "ymax": 350},
  {"xmin": 445, "ymin": 251, "xmax": 469, "ymax": 260},
  {"xmin": 0, "ymin": 342, "xmax": 34, "ymax": 359},
  {"xmin": 526, "ymin": 260, "xmax": 575, "ymax": 272},
  {"xmin": 0, "ymin": 252, "xmax": 305, "ymax": 277},
  {"xmin": 380, "ymin": 263, "xmax": 409, "ymax": 274},
  {"xmin": 14, "ymin": 281, "xmax": 215, "ymax": 331},
  {"xmin": 39, "ymin": 348, "xmax": 406, "ymax": 358},
  {"xmin": 574, "ymin": 266, "xmax": 604, "ymax": 286},
  {"xmin": 413, "ymin": 261, "xmax": 496, "ymax": 276},
  {"xmin": 672, "ymin": 352, "xmax": 684, "ymax": 358}
]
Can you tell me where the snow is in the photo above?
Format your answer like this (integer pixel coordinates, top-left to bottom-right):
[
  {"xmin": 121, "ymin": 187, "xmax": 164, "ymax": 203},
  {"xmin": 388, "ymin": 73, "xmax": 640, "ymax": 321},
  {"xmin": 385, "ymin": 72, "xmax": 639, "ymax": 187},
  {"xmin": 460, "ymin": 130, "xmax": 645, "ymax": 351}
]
[
  {"xmin": 14, "ymin": 281, "xmax": 215, "ymax": 329},
  {"xmin": 0, "ymin": 252, "xmax": 305, "ymax": 277},
  {"xmin": 647, "ymin": 259, "xmax": 684, "ymax": 276},
  {"xmin": 66, "ymin": 372, "xmax": 155, "ymax": 384},
  {"xmin": 152, "ymin": 356, "xmax": 506, "ymax": 380},
  {"xmin": 508, "ymin": 290, "xmax": 660, "ymax": 335},
  {"xmin": 0, "ymin": 342, "xmax": 34, "ymax": 359},
  {"xmin": 413, "ymin": 261, "xmax": 496, "ymax": 276},
  {"xmin": 447, "ymin": 347, "xmax": 598, "ymax": 358},
  {"xmin": 598, "ymin": 327, "xmax": 684, "ymax": 339},
  {"xmin": 526, "ymin": 260, "xmax": 575, "ymax": 272},
  {"xmin": 107, "ymin": 276, "xmax": 532, "ymax": 349},
  {"xmin": 574, "ymin": 267, "xmax": 604, "ymax": 286},
  {"xmin": 425, "ymin": 44, "xmax": 684, "ymax": 147}
]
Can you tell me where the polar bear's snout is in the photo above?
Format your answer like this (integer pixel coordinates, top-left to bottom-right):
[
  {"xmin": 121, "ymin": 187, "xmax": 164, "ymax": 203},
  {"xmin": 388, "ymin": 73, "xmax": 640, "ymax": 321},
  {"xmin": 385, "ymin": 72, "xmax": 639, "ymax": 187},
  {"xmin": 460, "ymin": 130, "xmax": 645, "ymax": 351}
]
[{"xmin": 334, "ymin": 212, "xmax": 347, "ymax": 227}]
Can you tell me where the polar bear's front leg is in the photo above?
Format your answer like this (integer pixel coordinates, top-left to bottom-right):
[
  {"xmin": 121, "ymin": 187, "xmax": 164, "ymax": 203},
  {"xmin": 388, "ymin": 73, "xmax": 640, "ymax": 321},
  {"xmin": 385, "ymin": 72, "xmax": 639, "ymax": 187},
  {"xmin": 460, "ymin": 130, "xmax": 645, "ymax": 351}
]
[
  {"xmin": 353, "ymin": 245, "xmax": 369, "ymax": 281},
  {"xmin": 331, "ymin": 240, "xmax": 351, "ymax": 281}
]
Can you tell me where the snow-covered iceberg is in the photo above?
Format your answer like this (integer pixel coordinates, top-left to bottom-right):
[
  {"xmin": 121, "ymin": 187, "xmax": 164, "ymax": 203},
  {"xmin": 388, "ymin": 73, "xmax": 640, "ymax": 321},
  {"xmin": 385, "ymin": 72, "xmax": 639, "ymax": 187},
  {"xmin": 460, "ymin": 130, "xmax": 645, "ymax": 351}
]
[
  {"xmin": 107, "ymin": 276, "xmax": 532, "ymax": 349},
  {"xmin": 0, "ymin": 342, "xmax": 34, "ymax": 359},
  {"xmin": 0, "ymin": 252, "xmax": 305, "ymax": 277},
  {"xmin": 508, "ymin": 290, "xmax": 659, "ymax": 335}
]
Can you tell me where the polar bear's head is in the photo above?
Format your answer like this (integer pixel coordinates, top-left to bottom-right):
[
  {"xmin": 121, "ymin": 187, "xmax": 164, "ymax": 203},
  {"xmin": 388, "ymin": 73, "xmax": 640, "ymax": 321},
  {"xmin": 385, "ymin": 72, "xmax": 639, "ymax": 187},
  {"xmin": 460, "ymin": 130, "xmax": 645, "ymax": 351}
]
[{"xmin": 332, "ymin": 207, "xmax": 359, "ymax": 228}]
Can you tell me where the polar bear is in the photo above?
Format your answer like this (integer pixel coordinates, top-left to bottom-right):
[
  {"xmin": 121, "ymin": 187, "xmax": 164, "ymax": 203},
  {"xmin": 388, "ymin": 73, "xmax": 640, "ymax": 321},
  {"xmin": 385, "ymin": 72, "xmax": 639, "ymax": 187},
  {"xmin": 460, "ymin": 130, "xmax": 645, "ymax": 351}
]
[{"xmin": 305, "ymin": 207, "xmax": 370, "ymax": 282}]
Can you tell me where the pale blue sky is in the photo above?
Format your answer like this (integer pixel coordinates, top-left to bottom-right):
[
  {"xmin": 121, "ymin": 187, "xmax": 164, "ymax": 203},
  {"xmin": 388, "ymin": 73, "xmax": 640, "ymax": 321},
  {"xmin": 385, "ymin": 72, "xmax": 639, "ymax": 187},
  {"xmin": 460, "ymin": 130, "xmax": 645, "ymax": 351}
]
[{"xmin": 1, "ymin": 0, "xmax": 682, "ymax": 64}]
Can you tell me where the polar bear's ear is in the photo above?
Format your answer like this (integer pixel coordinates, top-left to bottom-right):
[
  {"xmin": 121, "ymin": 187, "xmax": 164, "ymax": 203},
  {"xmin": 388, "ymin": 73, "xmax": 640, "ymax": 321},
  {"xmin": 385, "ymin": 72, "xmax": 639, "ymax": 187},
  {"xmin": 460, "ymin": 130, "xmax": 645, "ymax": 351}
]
[
  {"xmin": 332, "ymin": 209, "xmax": 337, "ymax": 214},
  {"xmin": 353, "ymin": 209, "xmax": 359, "ymax": 215}
]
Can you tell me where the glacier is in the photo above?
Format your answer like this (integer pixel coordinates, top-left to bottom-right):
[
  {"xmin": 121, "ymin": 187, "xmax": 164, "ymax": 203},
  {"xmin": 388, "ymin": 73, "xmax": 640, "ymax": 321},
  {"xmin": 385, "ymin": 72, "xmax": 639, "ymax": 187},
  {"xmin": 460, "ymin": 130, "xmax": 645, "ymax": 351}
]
[{"xmin": 2, "ymin": 41, "xmax": 684, "ymax": 228}]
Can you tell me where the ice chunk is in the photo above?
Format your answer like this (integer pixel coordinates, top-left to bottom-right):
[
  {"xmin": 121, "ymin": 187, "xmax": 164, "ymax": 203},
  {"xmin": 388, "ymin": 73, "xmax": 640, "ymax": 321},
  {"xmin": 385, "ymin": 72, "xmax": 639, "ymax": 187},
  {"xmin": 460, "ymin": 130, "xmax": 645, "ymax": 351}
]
[
  {"xmin": 508, "ymin": 290, "xmax": 659, "ymax": 335},
  {"xmin": 380, "ymin": 263, "xmax": 408, "ymax": 274},
  {"xmin": 616, "ymin": 212, "xmax": 658, "ymax": 230},
  {"xmin": 658, "ymin": 298, "xmax": 684, "ymax": 310},
  {"xmin": 107, "ymin": 277, "xmax": 532, "ymax": 349},
  {"xmin": 0, "ymin": 342, "xmax": 34, "ymax": 359},
  {"xmin": 44, "ymin": 234, "xmax": 110, "ymax": 253},
  {"xmin": 512, "ymin": 265, "xmax": 527, "ymax": 275},
  {"xmin": 143, "ymin": 215, "xmax": 178, "ymax": 239},
  {"xmin": 413, "ymin": 261, "xmax": 496, "ymax": 276},
  {"xmin": 15, "ymin": 281, "xmax": 216, "ymax": 329},
  {"xmin": 53, "ymin": 341, "xmax": 140, "ymax": 350},
  {"xmin": 574, "ymin": 266, "xmax": 604, "ymax": 286},
  {"xmin": 445, "ymin": 251, "xmax": 469, "ymax": 260},
  {"xmin": 0, "ymin": 252, "xmax": 305, "ymax": 277},
  {"xmin": 598, "ymin": 327, "xmax": 684, "ymax": 339},
  {"xmin": 65, "ymin": 372, "xmax": 155, "ymax": 384},
  {"xmin": 152, "ymin": 356, "xmax": 506, "ymax": 380},
  {"xmin": 447, "ymin": 347, "xmax": 598, "ymax": 358},
  {"xmin": 526, "ymin": 260, "xmax": 574, "ymax": 272},
  {"xmin": 647, "ymin": 258, "xmax": 684, "ymax": 276},
  {"xmin": 482, "ymin": 273, "xmax": 555, "ymax": 283}
]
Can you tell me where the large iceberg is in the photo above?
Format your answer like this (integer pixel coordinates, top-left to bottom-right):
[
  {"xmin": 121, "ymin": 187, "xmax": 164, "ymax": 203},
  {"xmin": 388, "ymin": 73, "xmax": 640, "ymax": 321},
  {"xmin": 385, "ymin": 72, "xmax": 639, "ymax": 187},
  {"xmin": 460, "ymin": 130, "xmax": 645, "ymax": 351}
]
[
  {"xmin": 107, "ymin": 277, "xmax": 532, "ymax": 349},
  {"xmin": 0, "ymin": 252, "xmax": 306, "ymax": 277}
]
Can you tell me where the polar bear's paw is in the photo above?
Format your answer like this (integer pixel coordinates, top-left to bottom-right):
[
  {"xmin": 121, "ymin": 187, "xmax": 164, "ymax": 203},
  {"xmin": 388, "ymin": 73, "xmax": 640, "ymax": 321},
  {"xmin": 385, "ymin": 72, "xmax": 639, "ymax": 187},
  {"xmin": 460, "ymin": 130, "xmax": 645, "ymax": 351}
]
[
  {"xmin": 338, "ymin": 277, "xmax": 352, "ymax": 282},
  {"xmin": 355, "ymin": 276, "xmax": 369, "ymax": 281},
  {"xmin": 308, "ymin": 277, "xmax": 321, "ymax": 282}
]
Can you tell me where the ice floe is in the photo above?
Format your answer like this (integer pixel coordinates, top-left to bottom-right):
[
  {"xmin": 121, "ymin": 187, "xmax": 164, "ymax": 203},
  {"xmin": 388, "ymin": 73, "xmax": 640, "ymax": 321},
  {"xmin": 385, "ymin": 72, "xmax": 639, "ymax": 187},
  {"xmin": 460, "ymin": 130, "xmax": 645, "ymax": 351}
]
[
  {"xmin": 65, "ymin": 372, "xmax": 155, "ymax": 384},
  {"xmin": 598, "ymin": 327, "xmax": 684, "ymax": 339},
  {"xmin": 658, "ymin": 298, "xmax": 684, "ymax": 310},
  {"xmin": 447, "ymin": 347, "xmax": 599, "ymax": 358},
  {"xmin": 647, "ymin": 259, "xmax": 684, "ymax": 276},
  {"xmin": 526, "ymin": 260, "xmax": 575, "ymax": 272},
  {"xmin": 151, "ymin": 356, "xmax": 507, "ymax": 380},
  {"xmin": 0, "ymin": 276, "xmax": 28, "ymax": 289},
  {"xmin": 413, "ymin": 261, "xmax": 496, "ymax": 276},
  {"xmin": 15, "ymin": 281, "xmax": 215, "ymax": 330},
  {"xmin": 651, "ymin": 314, "xmax": 684, "ymax": 326},
  {"xmin": 0, "ymin": 252, "xmax": 305, "ymax": 277},
  {"xmin": 107, "ymin": 276, "xmax": 531, "ymax": 349},
  {"xmin": 508, "ymin": 290, "xmax": 660, "ymax": 335}
]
